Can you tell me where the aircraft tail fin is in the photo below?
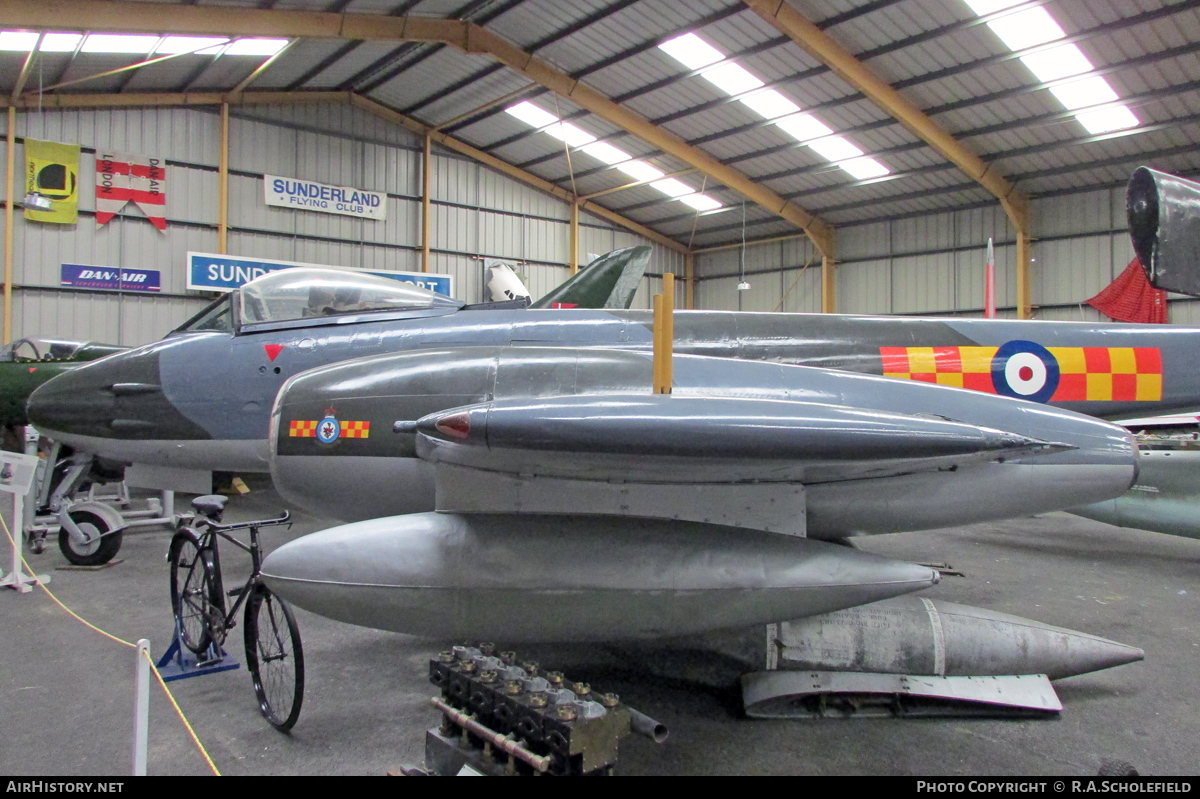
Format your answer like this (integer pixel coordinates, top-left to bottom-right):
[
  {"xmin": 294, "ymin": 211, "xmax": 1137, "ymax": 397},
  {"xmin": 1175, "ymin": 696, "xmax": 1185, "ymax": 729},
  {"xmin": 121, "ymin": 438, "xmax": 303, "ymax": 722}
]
[
  {"xmin": 1128, "ymin": 167, "xmax": 1200, "ymax": 296},
  {"xmin": 530, "ymin": 245, "xmax": 650, "ymax": 309}
]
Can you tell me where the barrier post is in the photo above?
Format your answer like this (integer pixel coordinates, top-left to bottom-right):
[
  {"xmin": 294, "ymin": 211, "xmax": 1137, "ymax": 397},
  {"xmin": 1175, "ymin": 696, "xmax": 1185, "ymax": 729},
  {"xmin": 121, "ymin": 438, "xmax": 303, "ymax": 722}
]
[{"xmin": 133, "ymin": 639, "xmax": 150, "ymax": 776}]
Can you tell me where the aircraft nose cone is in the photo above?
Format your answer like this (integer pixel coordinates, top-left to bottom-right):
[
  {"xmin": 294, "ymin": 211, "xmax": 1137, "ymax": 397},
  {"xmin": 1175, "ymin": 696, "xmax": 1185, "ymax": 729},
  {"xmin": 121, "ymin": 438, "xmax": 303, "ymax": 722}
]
[{"xmin": 27, "ymin": 363, "xmax": 117, "ymax": 439}]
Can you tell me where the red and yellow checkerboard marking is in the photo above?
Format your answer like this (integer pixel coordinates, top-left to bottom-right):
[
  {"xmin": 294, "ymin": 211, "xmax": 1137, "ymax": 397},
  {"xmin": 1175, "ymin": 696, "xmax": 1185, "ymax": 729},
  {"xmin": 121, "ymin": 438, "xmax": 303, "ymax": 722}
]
[
  {"xmin": 879, "ymin": 346, "xmax": 1162, "ymax": 402},
  {"xmin": 339, "ymin": 420, "xmax": 371, "ymax": 439},
  {"xmin": 289, "ymin": 420, "xmax": 318, "ymax": 437},
  {"xmin": 288, "ymin": 419, "xmax": 371, "ymax": 438}
]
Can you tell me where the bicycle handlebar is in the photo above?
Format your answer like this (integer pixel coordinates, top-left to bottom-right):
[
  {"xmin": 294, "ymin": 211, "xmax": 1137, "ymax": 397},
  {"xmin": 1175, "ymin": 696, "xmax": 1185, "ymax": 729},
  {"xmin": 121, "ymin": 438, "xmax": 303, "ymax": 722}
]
[{"xmin": 200, "ymin": 510, "xmax": 291, "ymax": 532}]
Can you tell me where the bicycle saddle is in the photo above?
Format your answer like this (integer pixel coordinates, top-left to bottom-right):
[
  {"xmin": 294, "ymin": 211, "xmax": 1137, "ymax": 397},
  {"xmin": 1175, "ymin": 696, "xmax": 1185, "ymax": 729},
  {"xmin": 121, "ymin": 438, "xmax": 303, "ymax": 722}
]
[{"xmin": 192, "ymin": 494, "xmax": 229, "ymax": 520}]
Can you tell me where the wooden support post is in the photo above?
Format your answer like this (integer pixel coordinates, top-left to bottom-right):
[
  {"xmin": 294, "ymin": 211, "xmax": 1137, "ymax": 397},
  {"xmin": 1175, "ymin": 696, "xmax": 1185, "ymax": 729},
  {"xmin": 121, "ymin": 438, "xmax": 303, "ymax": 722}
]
[
  {"xmin": 653, "ymin": 273, "xmax": 674, "ymax": 395},
  {"xmin": 821, "ymin": 252, "xmax": 836, "ymax": 314},
  {"xmin": 1016, "ymin": 227, "xmax": 1032, "ymax": 320},
  {"xmin": 685, "ymin": 252, "xmax": 695, "ymax": 310},
  {"xmin": 218, "ymin": 102, "xmax": 229, "ymax": 254},
  {"xmin": 569, "ymin": 201, "xmax": 578, "ymax": 275},
  {"xmin": 422, "ymin": 132, "xmax": 431, "ymax": 273},
  {"xmin": 4, "ymin": 107, "xmax": 14, "ymax": 345}
]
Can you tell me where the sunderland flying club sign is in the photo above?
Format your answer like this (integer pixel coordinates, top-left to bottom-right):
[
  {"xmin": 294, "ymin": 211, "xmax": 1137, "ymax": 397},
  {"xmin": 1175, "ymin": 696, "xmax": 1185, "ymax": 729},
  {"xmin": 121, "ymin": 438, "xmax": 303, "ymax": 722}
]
[
  {"xmin": 265, "ymin": 175, "xmax": 386, "ymax": 221},
  {"xmin": 186, "ymin": 252, "xmax": 453, "ymax": 296}
]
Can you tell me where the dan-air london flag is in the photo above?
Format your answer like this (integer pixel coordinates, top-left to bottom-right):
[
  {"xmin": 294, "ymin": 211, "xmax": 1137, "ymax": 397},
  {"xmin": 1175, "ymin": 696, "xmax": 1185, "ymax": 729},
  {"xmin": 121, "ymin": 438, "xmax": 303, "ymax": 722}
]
[
  {"xmin": 95, "ymin": 152, "xmax": 167, "ymax": 231},
  {"xmin": 24, "ymin": 139, "xmax": 80, "ymax": 224}
]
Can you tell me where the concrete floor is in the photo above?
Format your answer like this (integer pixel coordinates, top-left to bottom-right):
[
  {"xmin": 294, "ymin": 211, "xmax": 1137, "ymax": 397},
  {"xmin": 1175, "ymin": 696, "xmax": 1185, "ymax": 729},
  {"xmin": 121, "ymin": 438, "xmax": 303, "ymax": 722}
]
[{"xmin": 1, "ymin": 480, "xmax": 1197, "ymax": 776}]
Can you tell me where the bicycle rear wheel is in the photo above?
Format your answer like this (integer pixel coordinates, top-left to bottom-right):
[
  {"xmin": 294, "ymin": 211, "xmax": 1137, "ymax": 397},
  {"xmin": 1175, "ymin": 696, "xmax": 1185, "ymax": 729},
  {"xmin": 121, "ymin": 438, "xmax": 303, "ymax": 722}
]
[
  {"xmin": 244, "ymin": 584, "xmax": 305, "ymax": 732},
  {"xmin": 168, "ymin": 529, "xmax": 220, "ymax": 655}
]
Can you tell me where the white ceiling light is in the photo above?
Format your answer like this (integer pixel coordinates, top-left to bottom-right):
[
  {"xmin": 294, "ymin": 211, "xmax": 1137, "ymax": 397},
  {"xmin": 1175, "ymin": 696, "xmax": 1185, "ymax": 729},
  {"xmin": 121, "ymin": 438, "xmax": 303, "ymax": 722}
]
[
  {"xmin": 701, "ymin": 63, "xmax": 764, "ymax": 96},
  {"xmin": 0, "ymin": 31, "xmax": 38, "ymax": 51},
  {"xmin": 226, "ymin": 38, "xmax": 288, "ymax": 56},
  {"xmin": 581, "ymin": 141, "xmax": 632, "ymax": 165},
  {"xmin": 157, "ymin": 36, "xmax": 229, "ymax": 55},
  {"xmin": 1050, "ymin": 75, "xmax": 1119, "ymax": 110},
  {"xmin": 543, "ymin": 121, "xmax": 597, "ymax": 148},
  {"xmin": 650, "ymin": 178, "xmax": 695, "ymax": 197},
  {"xmin": 40, "ymin": 33, "xmax": 84, "ymax": 52},
  {"xmin": 964, "ymin": 0, "xmax": 1024, "ymax": 13},
  {"xmin": 985, "ymin": 7, "xmax": 1065, "ymax": 51},
  {"xmin": 739, "ymin": 89, "xmax": 800, "ymax": 120},
  {"xmin": 616, "ymin": 161, "xmax": 665, "ymax": 182},
  {"xmin": 505, "ymin": 101, "xmax": 558, "ymax": 129},
  {"xmin": 657, "ymin": 32, "xmax": 724, "ymax": 70},
  {"xmin": 775, "ymin": 113, "xmax": 833, "ymax": 142},
  {"xmin": 1075, "ymin": 105, "xmax": 1140, "ymax": 135},
  {"xmin": 679, "ymin": 193, "xmax": 723, "ymax": 211},
  {"xmin": 807, "ymin": 135, "xmax": 864, "ymax": 162},
  {"xmin": 80, "ymin": 34, "xmax": 160, "ymax": 53},
  {"xmin": 1019, "ymin": 43, "xmax": 1093, "ymax": 82},
  {"xmin": 838, "ymin": 157, "xmax": 892, "ymax": 180}
]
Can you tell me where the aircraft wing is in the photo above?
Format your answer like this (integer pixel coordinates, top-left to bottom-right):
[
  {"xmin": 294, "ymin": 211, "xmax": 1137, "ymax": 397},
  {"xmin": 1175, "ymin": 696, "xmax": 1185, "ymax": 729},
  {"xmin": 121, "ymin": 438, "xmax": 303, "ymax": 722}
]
[{"xmin": 407, "ymin": 394, "xmax": 1065, "ymax": 538}]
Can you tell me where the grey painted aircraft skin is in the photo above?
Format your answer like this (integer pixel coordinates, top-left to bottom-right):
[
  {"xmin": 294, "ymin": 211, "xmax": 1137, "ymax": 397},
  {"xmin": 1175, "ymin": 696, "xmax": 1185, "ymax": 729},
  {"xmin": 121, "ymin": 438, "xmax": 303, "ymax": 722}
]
[{"xmin": 27, "ymin": 296, "xmax": 1200, "ymax": 475}]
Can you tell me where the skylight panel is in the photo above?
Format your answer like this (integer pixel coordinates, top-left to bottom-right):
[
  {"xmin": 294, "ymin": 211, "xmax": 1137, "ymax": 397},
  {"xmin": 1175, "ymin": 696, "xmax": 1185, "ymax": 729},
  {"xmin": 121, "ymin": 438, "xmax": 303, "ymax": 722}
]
[
  {"xmin": 0, "ymin": 31, "xmax": 38, "ymax": 51},
  {"xmin": 964, "ymin": 0, "xmax": 1024, "ymax": 13},
  {"xmin": 679, "ymin": 193, "xmax": 723, "ymax": 212},
  {"xmin": 775, "ymin": 114, "xmax": 833, "ymax": 142},
  {"xmin": 839, "ymin": 157, "xmax": 891, "ymax": 180},
  {"xmin": 81, "ymin": 34, "xmax": 160, "ymax": 54},
  {"xmin": 650, "ymin": 178, "xmax": 695, "ymax": 197},
  {"xmin": 616, "ymin": 161, "xmax": 665, "ymax": 182},
  {"xmin": 658, "ymin": 32, "xmax": 725, "ymax": 70},
  {"xmin": 1019, "ymin": 43, "xmax": 1092, "ymax": 83},
  {"xmin": 739, "ymin": 89, "xmax": 800, "ymax": 120},
  {"xmin": 40, "ymin": 33, "xmax": 84, "ymax": 52},
  {"xmin": 985, "ymin": 7, "xmax": 1064, "ymax": 51},
  {"xmin": 701, "ymin": 63, "xmax": 764, "ymax": 96},
  {"xmin": 807, "ymin": 136, "xmax": 864, "ymax": 162},
  {"xmin": 1049, "ymin": 75, "xmax": 1119, "ymax": 110},
  {"xmin": 157, "ymin": 36, "xmax": 229, "ymax": 55},
  {"xmin": 505, "ymin": 101, "xmax": 558, "ymax": 129},
  {"xmin": 1075, "ymin": 105, "xmax": 1140, "ymax": 135},
  {"xmin": 581, "ymin": 141, "xmax": 632, "ymax": 165},
  {"xmin": 543, "ymin": 121, "xmax": 596, "ymax": 148},
  {"xmin": 225, "ymin": 38, "xmax": 288, "ymax": 56}
]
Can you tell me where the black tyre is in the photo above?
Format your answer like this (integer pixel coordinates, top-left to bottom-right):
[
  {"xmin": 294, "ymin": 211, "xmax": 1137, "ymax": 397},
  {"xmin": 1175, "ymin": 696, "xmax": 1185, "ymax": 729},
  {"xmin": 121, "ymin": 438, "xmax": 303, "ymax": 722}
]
[
  {"xmin": 58, "ymin": 510, "xmax": 123, "ymax": 566},
  {"xmin": 245, "ymin": 584, "xmax": 304, "ymax": 732},
  {"xmin": 168, "ymin": 530, "xmax": 221, "ymax": 655}
]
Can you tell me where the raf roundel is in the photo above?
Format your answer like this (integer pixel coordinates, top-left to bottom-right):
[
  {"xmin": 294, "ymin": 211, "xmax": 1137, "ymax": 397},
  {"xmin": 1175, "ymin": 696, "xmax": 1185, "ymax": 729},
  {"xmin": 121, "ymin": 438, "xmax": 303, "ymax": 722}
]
[
  {"xmin": 991, "ymin": 340, "xmax": 1060, "ymax": 404},
  {"xmin": 316, "ymin": 415, "xmax": 341, "ymax": 444}
]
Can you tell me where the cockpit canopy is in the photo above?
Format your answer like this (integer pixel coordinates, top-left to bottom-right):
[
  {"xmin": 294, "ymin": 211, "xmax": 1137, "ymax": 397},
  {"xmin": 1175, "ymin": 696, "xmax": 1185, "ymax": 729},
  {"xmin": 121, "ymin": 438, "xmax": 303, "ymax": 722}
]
[
  {"xmin": 175, "ymin": 268, "xmax": 464, "ymax": 334},
  {"xmin": 0, "ymin": 338, "xmax": 123, "ymax": 363}
]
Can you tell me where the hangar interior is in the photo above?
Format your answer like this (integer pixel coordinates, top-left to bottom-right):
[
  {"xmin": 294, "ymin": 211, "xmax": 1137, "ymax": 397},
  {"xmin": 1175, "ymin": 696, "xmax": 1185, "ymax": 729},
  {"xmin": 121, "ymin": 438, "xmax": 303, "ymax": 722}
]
[{"xmin": 1, "ymin": 0, "xmax": 1199, "ymax": 779}]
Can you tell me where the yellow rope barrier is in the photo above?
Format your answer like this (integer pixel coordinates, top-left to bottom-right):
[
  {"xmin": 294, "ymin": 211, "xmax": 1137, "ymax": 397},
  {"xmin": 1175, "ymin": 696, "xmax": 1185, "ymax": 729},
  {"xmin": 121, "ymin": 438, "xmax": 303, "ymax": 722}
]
[{"xmin": 1, "ymin": 514, "xmax": 221, "ymax": 776}]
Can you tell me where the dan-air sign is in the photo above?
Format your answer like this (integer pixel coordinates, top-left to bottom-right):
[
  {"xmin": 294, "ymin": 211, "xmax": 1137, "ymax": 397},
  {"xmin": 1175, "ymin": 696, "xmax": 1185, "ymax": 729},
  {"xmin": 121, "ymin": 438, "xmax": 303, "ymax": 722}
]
[
  {"xmin": 264, "ymin": 175, "xmax": 387, "ymax": 221},
  {"xmin": 186, "ymin": 252, "xmax": 453, "ymax": 297}
]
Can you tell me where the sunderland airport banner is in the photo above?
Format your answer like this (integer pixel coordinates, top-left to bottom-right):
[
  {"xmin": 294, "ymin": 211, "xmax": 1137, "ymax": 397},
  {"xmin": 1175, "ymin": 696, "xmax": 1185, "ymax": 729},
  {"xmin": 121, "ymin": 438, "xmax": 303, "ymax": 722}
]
[
  {"xmin": 186, "ymin": 252, "xmax": 453, "ymax": 297},
  {"xmin": 264, "ymin": 175, "xmax": 387, "ymax": 221}
]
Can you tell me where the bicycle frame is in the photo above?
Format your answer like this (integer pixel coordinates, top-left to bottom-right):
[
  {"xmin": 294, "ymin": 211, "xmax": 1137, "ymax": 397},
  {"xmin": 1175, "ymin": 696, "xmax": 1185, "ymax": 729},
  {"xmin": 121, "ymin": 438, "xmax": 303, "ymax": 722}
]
[{"xmin": 190, "ymin": 512, "xmax": 290, "ymax": 637}]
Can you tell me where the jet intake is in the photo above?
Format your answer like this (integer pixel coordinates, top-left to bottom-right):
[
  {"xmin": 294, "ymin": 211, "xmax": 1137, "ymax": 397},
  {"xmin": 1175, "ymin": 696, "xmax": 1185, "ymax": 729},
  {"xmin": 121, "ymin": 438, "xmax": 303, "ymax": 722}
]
[{"xmin": 1128, "ymin": 167, "xmax": 1200, "ymax": 296}]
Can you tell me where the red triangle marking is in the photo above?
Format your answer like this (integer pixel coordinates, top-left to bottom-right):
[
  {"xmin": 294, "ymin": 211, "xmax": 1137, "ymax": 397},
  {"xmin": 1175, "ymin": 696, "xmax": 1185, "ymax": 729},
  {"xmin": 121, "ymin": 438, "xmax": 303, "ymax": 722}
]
[
  {"xmin": 28, "ymin": 367, "xmax": 37, "ymax": 373},
  {"xmin": 264, "ymin": 344, "xmax": 284, "ymax": 362}
]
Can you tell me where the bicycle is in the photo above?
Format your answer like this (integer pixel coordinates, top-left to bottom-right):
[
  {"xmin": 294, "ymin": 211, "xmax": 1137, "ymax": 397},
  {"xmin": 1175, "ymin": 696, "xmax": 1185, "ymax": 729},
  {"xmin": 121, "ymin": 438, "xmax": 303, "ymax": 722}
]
[{"xmin": 168, "ymin": 495, "xmax": 304, "ymax": 732}]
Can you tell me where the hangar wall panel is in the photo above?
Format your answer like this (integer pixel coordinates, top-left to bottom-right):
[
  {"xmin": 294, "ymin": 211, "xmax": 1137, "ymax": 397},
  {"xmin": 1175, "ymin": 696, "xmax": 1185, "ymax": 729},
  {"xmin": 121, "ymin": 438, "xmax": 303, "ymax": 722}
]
[{"xmin": 1, "ymin": 102, "xmax": 666, "ymax": 346}]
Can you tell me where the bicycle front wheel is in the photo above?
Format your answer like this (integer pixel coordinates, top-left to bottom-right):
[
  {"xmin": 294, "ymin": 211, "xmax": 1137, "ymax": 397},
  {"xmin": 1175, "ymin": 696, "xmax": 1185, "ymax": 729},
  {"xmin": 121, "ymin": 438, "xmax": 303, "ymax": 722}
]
[
  {"xmin": 168, "ymin": 529, "xmax": 220, "ymax": 655},
  {"xmin": 244, "ymin": 584, "xmax": 305, "ymax": 732}
]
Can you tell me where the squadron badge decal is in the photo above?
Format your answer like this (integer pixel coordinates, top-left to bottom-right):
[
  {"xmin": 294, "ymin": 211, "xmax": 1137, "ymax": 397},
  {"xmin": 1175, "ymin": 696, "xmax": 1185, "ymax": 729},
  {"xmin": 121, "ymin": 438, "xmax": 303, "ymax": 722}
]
[{"xmin": 289, "ymin": 411, "xmax": 370, "ymax": 441}]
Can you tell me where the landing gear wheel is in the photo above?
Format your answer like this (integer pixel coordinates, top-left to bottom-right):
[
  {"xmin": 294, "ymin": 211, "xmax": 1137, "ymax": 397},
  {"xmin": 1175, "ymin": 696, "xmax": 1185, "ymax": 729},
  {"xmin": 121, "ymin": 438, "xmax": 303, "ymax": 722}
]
[
  {"xmin": 169, "ymin": 530, "xmax": 221, "ymax": 655},
  {"xmin": 245, "ymin": 585, "xmax": 304, "ymax": 732},
  {"xmin": 58, "ymin": 510, "xmax": 123, "ymax": 566}
]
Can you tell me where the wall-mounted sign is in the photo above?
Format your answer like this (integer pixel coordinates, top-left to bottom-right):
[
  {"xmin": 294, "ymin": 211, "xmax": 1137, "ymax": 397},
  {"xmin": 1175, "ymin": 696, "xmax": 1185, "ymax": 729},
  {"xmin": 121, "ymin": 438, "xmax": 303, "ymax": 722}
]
[
  {"xmin": 186, "ymin": 252, "xmax": 453, "ymax": 297},
  {"xmin": 264, "ymin": 175, "xmax": 387, "ymax": 221},
  {"xmin": 24, "ymin": 139, "xmax": 80, "ymax": 225},
  {"xmin": 61, "ymin": 264, "xmax": 162, "ymax": 292},
  {"xmin": 96, "ymin": 152, "xmax": 167, "ymax": 231}
]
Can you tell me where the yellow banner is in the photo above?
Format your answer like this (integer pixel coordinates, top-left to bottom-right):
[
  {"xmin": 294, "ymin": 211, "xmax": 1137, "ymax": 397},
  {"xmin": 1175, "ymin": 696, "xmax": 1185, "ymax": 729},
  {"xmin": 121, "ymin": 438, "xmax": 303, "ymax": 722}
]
[{"xmin": 24, "ymin": 139, "xmax": 80, "ymax": 224}]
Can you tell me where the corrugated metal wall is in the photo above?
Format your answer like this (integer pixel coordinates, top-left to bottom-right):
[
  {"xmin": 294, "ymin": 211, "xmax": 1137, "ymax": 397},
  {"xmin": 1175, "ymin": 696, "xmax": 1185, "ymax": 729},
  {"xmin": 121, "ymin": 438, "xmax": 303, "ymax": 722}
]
[
  {"xmin": 0, "ymin": 101, "xmax": 677, "ymax": 346},
  {"xmin": 694, "ymin": 188, "xmax": 1197, "ymax": 324}
]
